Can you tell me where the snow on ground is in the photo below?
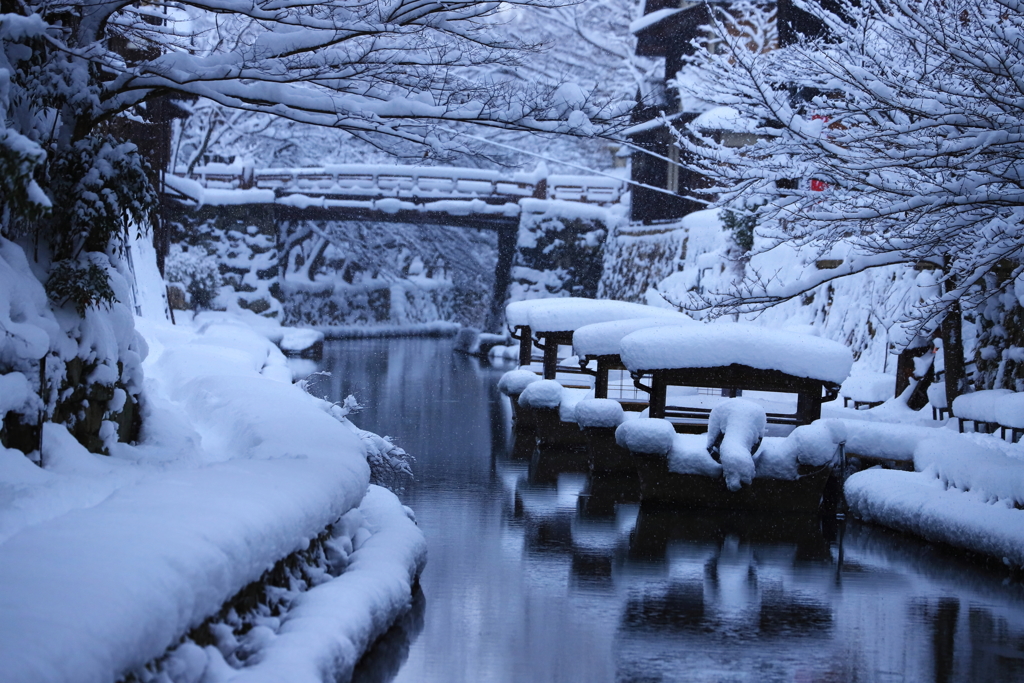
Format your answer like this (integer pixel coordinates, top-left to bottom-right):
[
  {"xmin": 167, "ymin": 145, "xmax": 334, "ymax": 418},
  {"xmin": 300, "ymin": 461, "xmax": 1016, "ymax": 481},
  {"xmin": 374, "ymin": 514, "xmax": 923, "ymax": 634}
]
[{"xmin": 0, "ymin": 313, "xmax": 426, "ymax": 683}]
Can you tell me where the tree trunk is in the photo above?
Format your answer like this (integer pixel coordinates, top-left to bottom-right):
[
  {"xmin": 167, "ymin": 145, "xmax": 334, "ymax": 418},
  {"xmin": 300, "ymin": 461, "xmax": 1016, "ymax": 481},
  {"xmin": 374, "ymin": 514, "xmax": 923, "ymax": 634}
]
[
  {"xmin": 942, "ymin": 256, "xmax": 968, "ymax": 410},
  {"xmin": 941, "ymin": 299, "xmax": 968, "ymax": 410}
]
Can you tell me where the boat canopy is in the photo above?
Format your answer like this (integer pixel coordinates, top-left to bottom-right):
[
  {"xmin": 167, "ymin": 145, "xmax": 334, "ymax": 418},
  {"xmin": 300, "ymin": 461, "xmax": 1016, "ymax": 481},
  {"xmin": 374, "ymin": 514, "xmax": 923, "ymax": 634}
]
[
  {"xmin": 620, "ymin": 323, "xmax": 853, "ymax": 385},
  {"xmin": 504, "ymin": 297, "xmax": 587, "ymax": 328},
  {"xmin": 527, "ymin": 299, "xmax": 684, "ymax": 334},
  {"xmin": 573, "ymin": 316, "xmax": 695, "ymax": 359}
]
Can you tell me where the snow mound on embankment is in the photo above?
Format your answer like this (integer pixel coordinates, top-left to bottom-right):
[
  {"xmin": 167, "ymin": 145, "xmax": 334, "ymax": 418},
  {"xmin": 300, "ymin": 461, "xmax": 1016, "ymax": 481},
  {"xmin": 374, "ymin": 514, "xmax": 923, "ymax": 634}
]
[
  {"xmin": 0, "ymin": 317, "xmax": 425, "ymax": 683},
  {"xmin": 847, "ymin": 433, "xmax": 1024, "ymax": 568}
]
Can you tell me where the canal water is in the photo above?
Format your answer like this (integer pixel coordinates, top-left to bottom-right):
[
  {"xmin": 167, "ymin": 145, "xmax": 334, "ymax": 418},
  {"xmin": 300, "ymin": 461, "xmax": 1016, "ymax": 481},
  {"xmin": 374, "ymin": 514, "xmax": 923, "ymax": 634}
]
[{"xmin": 305, "ymin": 337, "xmax": 1024, "ymax": 683}]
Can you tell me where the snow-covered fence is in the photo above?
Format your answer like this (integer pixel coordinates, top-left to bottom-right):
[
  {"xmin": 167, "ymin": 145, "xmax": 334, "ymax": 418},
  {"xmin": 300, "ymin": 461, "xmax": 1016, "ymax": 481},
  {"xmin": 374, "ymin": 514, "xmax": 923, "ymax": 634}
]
[{"xmin": 185, "ymin": 164, "xmax": 625, "ymax": 206}]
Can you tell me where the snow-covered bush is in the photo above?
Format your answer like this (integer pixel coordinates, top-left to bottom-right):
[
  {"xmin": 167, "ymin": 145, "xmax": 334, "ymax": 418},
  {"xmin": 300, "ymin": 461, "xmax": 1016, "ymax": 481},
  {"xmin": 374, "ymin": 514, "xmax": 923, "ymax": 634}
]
[{"xmin": 0, "ymin": 240, "xmax": 146, "ymax": 456}]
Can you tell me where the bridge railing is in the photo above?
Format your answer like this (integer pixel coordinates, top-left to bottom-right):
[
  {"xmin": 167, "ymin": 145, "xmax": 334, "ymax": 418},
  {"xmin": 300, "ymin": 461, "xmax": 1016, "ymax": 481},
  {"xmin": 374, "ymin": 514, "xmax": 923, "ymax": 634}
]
[{"xmin": 185, "ymin": 164, "xmax": 624, "ymax": 205}]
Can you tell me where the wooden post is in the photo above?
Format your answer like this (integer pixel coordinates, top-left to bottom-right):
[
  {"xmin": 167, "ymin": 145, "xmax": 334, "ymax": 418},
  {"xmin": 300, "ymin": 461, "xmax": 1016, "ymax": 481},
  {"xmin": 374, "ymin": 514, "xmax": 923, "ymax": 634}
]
[
  {"xmin": 542, "ymin": 336, "xmax": 559, "ymax": 380},
  {"xmin": 941, "ymin": 299, "xmax": 967, "ymax": 410},
  {"xmin": 595, "ymin": 358, "xmax": 609, "ymax": 399},
  {"xmin": 895, "ymin": 337, "xmax": 931, "ymax": 397},
  {"xmin": 649, "ymin": 373, "xmax": 667, "ymax": 419},
  {"xmin": 486, "ymin": 227, "xmax": 517, "ymax": 333},
  {"xmin": 797, "ymin": 387, "xmax": 823, "ymax": 424},
  {"xmin": 517, "ymin": 325, "xmax": 532, "ymax": 368}
]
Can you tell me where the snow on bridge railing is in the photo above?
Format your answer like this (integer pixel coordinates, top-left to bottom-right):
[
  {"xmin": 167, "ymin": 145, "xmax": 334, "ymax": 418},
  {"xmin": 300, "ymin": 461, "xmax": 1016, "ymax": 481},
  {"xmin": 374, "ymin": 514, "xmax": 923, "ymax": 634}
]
[{"xmin": 183, "ymin": 163, "xmax": 624, "ymax": 205}]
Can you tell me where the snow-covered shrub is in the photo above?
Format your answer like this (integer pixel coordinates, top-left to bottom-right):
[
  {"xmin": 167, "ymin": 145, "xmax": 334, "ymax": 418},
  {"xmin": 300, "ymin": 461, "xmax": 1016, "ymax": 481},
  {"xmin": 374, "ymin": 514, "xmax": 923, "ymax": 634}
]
[
  {"xmin": 45, "ymin": 259, "xmax": 118, "ymax": 316},
  {"xmin": 164, "ymin": 244, "xmax": 223, "ymax": 310},
  {"xmin": 43, "ymin": 135, "xmax": 156, "ymax": 259},
  {"xmin": 358, "ymin": 430, "xmax": 415, "ymax": 494},
  {"xmin": 305, "ymin": 388, "xmax": 415, "ymax": 493},
  {"xmin": 0, "ymin": 240, "xmax": 145, "ymax": 456}
]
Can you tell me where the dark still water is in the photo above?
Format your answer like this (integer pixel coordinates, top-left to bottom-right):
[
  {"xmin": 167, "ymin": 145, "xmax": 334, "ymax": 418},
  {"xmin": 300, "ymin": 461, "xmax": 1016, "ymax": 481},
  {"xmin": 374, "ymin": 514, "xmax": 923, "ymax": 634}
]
[{"xmin": 309, "ymin": 337, "xmax": 1024, "ymax": 683}]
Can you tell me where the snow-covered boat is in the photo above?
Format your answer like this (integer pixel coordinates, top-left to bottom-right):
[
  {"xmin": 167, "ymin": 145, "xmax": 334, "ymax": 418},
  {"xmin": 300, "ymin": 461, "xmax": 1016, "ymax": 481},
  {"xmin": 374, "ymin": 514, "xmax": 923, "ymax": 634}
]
[
  {"xmin": 506, "ymin": 297, "xmax": 687, "ymax": 382},
  {"xmin": 609, "ymin": 325, "xmax": 853, "ymax": 511},
  {"xmin": 620, "ymin": 323, "xmax": 852, "ymax": 432},
  {"xmin": 617, "ymin": 406, "xmax": 848, "ymax": 512}
]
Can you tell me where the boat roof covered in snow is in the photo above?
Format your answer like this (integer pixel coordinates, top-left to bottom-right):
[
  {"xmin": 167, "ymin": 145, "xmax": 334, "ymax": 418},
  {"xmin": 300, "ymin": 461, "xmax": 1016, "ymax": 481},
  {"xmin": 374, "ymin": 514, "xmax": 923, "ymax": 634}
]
[
  {"xmin": 526, "ymin": 299, "xmax": 684, "ymax": 334},
  {"xmin": 573, "ymin": 316, "xmax": 696, "ymax": 359},
  {"xmin": 620, "ymin": 323, "xmax": 853, "ymax": 385}
]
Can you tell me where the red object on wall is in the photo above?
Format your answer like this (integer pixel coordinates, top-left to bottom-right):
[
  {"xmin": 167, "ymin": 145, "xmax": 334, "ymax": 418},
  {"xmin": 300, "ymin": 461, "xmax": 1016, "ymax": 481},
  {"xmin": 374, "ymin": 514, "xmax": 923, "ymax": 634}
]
[{"xmin": 810, "ymin": 178, "xmax": 828, "ymax": 192}]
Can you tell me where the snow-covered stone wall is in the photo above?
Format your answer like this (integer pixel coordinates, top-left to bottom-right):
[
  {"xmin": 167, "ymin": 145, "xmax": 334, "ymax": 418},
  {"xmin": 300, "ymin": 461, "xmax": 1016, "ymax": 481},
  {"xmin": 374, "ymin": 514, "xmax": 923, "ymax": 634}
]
[
  {"xmin": 598, "ymin": 219, "xmax": 686, "ymax": 303},
  {"xmin": 511, "ymin": 199, "xmax": 620, "ymax": 302}
]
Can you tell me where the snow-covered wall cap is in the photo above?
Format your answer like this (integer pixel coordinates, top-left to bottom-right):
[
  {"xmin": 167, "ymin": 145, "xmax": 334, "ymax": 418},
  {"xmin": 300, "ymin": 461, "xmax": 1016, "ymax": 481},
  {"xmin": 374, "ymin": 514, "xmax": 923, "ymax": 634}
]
[
  {"xmin": 505, "ymin": 297, "xmax": 582, "ymax": 328},
  {"xmin": 528, "ymin": 299, "xmax": 686, "ymax": 334},
  {"xmin": 573, "ymin": 316, "xmax": 695, "ymax": 358},
  {"xmin": 620, "ymin": 323, "xmax": 853, "ymax": 385},
  {"xmin": 498, "ymin": 369, "xmax": 541, "ymax": 396}
]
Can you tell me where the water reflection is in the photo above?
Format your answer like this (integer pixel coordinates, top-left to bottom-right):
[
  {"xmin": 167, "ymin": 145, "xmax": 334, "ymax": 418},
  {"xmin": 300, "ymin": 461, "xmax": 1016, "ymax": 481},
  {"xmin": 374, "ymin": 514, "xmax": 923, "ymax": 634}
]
[{"xmin": 320, "ymin": 338, "xmax": 1024, "ymax": 683}]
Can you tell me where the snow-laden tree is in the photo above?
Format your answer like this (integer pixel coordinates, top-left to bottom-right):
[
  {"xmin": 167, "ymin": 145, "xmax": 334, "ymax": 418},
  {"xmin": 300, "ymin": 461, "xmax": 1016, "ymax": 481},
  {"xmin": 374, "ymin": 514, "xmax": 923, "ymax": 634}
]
[
  {"xmin": 670, "ymin": 0, "xmax": 1024, "ymax": 400},
  {"xmin": 2, "ymin": 0, "xmax": 628, "ymax": 248},
  {"xmin": 164, "ymin": 0, "xmax": 644, "ymax": 173},
  {"xmin": 0, "ymin": 0, "xmax": 632, "ymax": 454}
]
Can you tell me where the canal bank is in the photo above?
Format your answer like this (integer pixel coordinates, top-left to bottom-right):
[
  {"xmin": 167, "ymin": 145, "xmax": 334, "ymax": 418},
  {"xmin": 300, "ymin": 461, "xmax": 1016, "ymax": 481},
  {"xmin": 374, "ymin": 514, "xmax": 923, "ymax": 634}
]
[{"xmin": 325, "ymin": 337, "xmax": 1024, "ymax": 683}]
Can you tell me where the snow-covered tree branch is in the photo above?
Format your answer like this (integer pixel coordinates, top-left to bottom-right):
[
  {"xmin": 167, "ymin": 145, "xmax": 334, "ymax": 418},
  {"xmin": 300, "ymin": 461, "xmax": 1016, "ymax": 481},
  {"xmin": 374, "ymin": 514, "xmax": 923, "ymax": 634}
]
[{"xmin": 671, "ymin": 0, "xmax": 1024, "ymax": 340}]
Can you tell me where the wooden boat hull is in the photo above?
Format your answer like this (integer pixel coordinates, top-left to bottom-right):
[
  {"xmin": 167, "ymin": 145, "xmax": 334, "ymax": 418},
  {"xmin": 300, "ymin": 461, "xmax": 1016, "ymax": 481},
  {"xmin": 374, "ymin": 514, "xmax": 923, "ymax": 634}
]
[
  {"xmin": 581, "ymin": 426, "xmax": 635, "ymax": 474},
  {"xmin": 633, "ymin": 453, "xmax": 834, "ymax": 512},
  {"xmin": 533, "ymin": 407, "xmax": 589, "ymax": 449}
]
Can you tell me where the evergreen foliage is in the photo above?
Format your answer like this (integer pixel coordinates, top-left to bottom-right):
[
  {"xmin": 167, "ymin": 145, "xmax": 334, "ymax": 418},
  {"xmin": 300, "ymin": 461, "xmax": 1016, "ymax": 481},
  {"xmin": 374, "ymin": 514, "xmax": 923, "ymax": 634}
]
[{"xmin": 44, "ymin": 260, "xmax": 118, "ymax": 316}]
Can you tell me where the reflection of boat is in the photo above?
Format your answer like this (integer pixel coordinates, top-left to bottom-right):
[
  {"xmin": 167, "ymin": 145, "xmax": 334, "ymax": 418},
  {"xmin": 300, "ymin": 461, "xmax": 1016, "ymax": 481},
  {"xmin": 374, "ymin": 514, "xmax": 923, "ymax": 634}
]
[
  {"xmin": 629, "ymin": 509, "xmax": 832, "ymax": 561},
  {"xmin": 611, "ymin": 324, "xmax": 852, "ymax": 511},
  {"xmin": 634, "ymin": 453, "xmax": 835, "ymax": 513}
]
